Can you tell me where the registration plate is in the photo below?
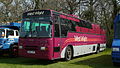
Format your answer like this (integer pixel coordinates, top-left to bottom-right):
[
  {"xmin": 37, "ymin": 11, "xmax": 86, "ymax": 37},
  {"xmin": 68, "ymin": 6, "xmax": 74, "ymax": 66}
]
[{"xmin": 27, "ymin": 51, "xmax": 35, "ymax": 54}]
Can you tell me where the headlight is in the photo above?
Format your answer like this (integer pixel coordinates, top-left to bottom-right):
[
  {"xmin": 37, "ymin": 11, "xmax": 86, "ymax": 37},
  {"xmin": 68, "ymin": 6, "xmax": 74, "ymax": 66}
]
[
  {"xmin": 19, "ymin": 46, "xmax": 23, "ymax": 49},
  {"xmin": 0, "ymin": 45, "xmax": 3, "ymax": 48},
  {"xmin": 40, "ymin": 47, "xmax": 48, "ymax": 50},
  {"xmin": 112, "ymin": 48, "xmax": 119, "ymax": 51}
]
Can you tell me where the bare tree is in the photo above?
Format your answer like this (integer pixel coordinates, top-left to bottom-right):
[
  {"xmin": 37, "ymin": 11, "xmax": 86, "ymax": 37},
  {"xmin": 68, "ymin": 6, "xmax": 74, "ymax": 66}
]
[{"xmin": 58, "ymin": 0, "xmax": 80, "ymax": 14}]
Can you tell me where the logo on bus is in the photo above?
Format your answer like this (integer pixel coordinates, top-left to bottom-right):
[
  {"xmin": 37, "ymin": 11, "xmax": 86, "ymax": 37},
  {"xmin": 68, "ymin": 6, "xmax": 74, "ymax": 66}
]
[{"xmin": 74, "ymin": 35, "xmax": 87, "ymax": 42}]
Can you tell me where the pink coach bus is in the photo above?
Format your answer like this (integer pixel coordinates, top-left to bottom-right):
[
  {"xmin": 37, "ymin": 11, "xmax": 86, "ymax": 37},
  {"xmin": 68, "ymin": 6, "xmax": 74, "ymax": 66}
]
[{"xmin": 18, "ymin": 10, "xmax": 106, "ymax": 60}]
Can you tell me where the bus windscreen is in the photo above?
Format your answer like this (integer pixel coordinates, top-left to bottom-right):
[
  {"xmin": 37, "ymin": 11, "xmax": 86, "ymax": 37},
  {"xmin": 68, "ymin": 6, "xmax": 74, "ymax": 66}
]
[{"xmin": 20, "ymin": 20, "xmax": 52, "ymax": 38}]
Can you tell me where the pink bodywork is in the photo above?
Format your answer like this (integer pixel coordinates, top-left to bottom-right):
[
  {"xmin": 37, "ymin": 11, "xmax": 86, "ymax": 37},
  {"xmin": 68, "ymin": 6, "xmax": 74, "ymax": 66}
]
[
  {"xmin": 19, "ymin": 28, "xmax": 106, "ymax": 60},
  {"xmin": 18, "ymin": 10, "xmax": 106, "ymax": 60}
]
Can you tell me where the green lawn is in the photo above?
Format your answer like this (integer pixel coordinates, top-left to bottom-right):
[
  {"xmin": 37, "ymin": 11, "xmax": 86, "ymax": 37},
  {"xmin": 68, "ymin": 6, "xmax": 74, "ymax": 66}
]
[{"xmin": 0, "ymin": 48, "xmax": 119, "ymax": 68}]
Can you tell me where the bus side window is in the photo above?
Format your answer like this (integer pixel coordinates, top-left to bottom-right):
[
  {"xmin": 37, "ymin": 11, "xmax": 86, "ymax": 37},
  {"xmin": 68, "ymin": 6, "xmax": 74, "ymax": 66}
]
[
  {"xmin": 61, "ymin": 24, "xmax": 69, "ymax": 37},
  {"xmin": 64, "ymin": 19, "xmax": 76, "ymax": 32},
  {"xmin": 70, "ymin": 21, "xmax": 76, "ymax": 31},
  {"xmin": 54, "ymin": 24, "xmax": 60, "ymax": 37}
]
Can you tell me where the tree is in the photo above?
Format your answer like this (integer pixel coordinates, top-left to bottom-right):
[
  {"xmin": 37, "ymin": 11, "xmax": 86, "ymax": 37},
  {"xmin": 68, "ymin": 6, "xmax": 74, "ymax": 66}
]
[
  {"xmin": 0, "ymin": 0, "xmax": 13, "ymax": 22},
  {"xmin": 59, "ymin": 0, "xmax": 80, "ymax": 14},
  {"xmin": 80, "ymin": 0, "xmax": 99, "ymax": 22}
]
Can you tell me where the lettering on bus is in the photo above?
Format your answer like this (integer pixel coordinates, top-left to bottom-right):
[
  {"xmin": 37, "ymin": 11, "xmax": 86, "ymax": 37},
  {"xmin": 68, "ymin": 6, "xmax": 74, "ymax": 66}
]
[
  {"xmin": 27, "ymin": 11, "xmax": 45, "ymax": 16},
  {"xmin": 60, "ymin": 15, "xmax": 80, "ymax": 22},
  {"xmin": 74, "ymin": 35, "xmax": 88, "ymax": 42}
]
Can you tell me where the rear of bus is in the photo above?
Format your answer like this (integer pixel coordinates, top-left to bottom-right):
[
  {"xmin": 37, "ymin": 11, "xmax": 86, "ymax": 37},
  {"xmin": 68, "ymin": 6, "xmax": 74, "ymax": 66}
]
[{"xmin": 18, "ymin": 10, "xmax": 54, "ymax": 60}]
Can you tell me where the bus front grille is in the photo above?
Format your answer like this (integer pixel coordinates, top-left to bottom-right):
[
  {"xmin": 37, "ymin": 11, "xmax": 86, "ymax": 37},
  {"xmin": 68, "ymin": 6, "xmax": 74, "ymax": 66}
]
[{"xmin": 25, "ymin": 46, "xmax": 38, "ymax": 50}]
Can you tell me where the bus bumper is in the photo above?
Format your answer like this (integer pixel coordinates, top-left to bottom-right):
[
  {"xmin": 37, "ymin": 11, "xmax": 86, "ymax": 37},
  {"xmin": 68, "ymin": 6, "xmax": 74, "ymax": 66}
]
[
  {"xmin": 19, "ymin": 49, "xmax": 53, "ymax": 60},
  {"xmin": 112, "ymin": 52, "xmax": 120, "ymax": 63}
]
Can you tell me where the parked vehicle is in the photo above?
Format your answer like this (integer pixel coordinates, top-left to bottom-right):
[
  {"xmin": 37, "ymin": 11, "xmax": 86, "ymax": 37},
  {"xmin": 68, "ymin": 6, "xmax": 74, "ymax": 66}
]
[
  {"xmin": 112, "ymin": 14, "xmax": 120, "ymax": 66},
  {"xmin": 19, "ymin": 10, "xmax": 106, "ymax": 60},
  {"xmin": 0, "ymin": 22, "xmax": 20, "ymax": 57}
]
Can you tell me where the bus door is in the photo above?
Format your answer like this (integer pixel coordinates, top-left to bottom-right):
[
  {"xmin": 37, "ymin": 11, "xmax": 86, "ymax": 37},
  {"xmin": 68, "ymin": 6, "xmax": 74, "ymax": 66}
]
[
  {"xmin": 53, "ymin": 24, "xmax": 69, "ymax": 59},
  {"xmin": 53, "ymin": 24, "xmax": 61, "ymax": 59},
  {"xmin": 53, "ymin": 15, "xmax": 70, "ymax": 59}
]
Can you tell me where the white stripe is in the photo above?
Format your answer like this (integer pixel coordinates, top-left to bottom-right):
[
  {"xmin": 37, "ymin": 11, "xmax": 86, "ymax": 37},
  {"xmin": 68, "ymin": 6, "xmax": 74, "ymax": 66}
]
[{"xmin": 60, "ymin": 43, "xmax": 106, "ymax": 58}]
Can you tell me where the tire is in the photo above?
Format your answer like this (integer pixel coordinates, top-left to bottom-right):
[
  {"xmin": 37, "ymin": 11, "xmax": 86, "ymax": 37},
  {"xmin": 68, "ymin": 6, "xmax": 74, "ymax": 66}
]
[
  {"xmin": 9, "ymin": 44, "xmax": 18, "ymax": 57},
  {"xmin": 113, "ymin": 62, "xmax": 120, "ymax": 66},
  {"xmin": 0, "ymin": 52, "xmax": 3, "ymax": 57},
  {"xmin": 96, "ymin": 44, "xmax": 100, "ymax": 54},
  {"xmin": 65, "ymin": 46, "xmax": 72, "ymax": 61}
]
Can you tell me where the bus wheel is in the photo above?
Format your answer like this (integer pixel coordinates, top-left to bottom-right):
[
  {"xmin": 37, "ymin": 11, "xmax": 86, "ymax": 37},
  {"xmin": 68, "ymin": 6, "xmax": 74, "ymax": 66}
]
[
  {"xmin": 113, "ymin": 62, "xmax": 120, "ymax": 66},
  {"xmin": 9, "ymin": 45, "xmax": 18, "ymax": 57},
  {"xmin": 0, "ymin": 52, "xmax": 3, "ymax": 57},
  {"xmin": 96, "ymin": 44, "xmax": 100, "ymax": 54},
  {"xmin": 65, "ymin": 46, "xmax": 72, "ymax": 61}
]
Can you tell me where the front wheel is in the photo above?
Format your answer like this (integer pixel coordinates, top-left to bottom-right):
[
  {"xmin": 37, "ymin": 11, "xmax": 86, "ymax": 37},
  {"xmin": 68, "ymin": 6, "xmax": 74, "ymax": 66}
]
[
  {"xmin": 65, "ymin": 46, "xmax": 72, "ymax": 61},
  {"xmin": 9, "ymin": 45, "xmax": 18, "ymax": 57}
]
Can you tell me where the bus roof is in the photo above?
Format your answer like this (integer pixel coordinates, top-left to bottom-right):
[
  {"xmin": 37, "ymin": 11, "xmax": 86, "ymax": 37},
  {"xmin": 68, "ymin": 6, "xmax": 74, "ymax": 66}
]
[
  {"xmin": 23, "ymin": 9, "xmax": 99, "ymax": 27},
  {"xmin": 23, "ymin": 9, "xmax": 79, "ymax": 19},
  {"xmin": 0, "ymin": 22, "xmax": 21, "ymax": 30}
]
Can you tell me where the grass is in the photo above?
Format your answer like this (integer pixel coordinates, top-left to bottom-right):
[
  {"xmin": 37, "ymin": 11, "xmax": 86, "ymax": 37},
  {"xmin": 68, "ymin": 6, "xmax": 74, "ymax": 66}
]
[{"xmin": 0, "ymin": 48, "xmax": 119, "ymax": 68}]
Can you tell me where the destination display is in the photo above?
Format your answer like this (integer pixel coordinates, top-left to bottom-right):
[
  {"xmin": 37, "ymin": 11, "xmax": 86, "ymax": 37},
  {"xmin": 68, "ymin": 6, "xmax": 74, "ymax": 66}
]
[{"xmin": 23, "ymin": 10, "xmax": 51, "ymax": 18}]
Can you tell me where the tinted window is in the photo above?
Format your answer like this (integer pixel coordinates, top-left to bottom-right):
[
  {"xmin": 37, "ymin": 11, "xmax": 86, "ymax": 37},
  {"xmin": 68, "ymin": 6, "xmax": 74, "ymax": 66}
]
[
  {"xmin": 20, "ymin": 20, "xmax": 52, "ymax": 37},
  {"xmin": 61, "ymin": 18, "xmax": 76, "ymax": 32},
  {"xmin": 54, "ymin": 24, "xmax": 60, "ymax": 37},
  {"xmin": 76, "ymin": 20, "xmax": 92, "ymax": 29},
  {"xmin": 61, "ymin": 24, "xmax": 69, "ymax": 37},
  {"xmin": 70, "ymin": 21, "xmax": 76, "ymax": 31},
  {"xmin": 53, "ymin": 15, "xmax": 59, "ymax": 24},
  {"xmin": 86, "ymin": 22, "xmax": 92, "ymax": 29}
]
